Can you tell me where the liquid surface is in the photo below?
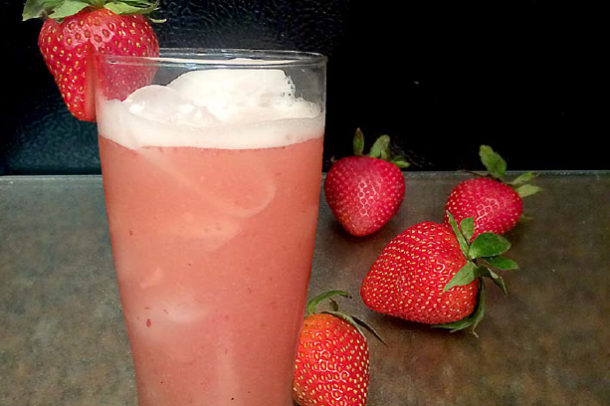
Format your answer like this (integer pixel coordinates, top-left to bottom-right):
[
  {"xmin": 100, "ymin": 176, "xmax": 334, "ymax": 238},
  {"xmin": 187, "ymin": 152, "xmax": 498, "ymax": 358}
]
[{"xmin": 97, "ymin": 67, "xmax": 324, "ymax": 150}]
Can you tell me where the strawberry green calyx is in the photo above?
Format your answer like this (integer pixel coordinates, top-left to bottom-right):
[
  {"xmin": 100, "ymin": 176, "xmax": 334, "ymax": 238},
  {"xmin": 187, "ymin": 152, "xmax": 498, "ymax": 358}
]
[
  {"xmin": 23, "ymin": 0, "xmax": 162, "ymax": 21},
  {"xmin": 434, "ymin": 211, "xmax": 519, "ymax": 335},
  {"xmin": 479, "ymin": 145, "xmax": 541, "ymax": 198},
  {"xmin": 444, "ymin": 211, "xmax": 518, "ymax": 290},
  {"xmin": 352, "ymin": 128, "xmax": 410, "ymax": 169},
  {"xmin": 305, "ymin": 290, "xmax": 351, "ymax": 317},
  {"xmin": 306, "ymin": 290, "xmax": 384, "ymax": 343}
]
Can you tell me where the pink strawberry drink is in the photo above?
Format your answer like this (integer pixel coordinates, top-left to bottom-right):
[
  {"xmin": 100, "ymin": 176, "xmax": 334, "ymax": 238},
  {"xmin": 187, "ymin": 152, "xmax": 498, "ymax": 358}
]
[{"xmin": 95, "ymin": 52, "xmax": 326, "ymax": 406}]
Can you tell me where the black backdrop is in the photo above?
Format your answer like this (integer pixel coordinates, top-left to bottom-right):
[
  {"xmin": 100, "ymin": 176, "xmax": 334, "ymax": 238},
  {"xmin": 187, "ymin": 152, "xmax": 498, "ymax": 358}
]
[{"xmin": 1, "ymin": 0, "xmax": 606, "ymax": 174}]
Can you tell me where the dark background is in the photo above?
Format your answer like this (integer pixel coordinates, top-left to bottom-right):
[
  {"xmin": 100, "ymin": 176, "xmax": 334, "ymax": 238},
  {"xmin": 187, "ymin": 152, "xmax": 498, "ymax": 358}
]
[{"xmin": 1, "ymin": 0, "xmax": 606, "ymax": 175}]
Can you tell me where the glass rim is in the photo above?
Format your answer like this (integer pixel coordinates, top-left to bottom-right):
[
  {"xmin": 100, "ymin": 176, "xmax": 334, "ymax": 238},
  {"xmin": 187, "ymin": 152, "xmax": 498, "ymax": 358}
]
[{"xmin": 97, "ymin": 48, "xmax": 327, "ymax": 68}]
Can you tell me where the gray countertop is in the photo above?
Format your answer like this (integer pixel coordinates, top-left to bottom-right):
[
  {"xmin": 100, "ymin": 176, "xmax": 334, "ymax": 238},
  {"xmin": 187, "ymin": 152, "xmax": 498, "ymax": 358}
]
[{"xmin": 1, "ymin": 172, "xmax": 609, "ymax": 405}]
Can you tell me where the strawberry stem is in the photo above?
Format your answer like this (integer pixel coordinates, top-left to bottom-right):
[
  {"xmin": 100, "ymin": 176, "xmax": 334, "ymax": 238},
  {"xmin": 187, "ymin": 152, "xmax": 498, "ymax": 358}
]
[{"xmin": 306, "ymin": 290, "xmax": 350, "ymax": 317}]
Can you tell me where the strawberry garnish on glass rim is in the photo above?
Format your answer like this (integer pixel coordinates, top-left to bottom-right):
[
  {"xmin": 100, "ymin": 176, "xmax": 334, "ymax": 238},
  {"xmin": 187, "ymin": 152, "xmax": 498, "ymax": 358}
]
[
  {"xmin": 22, "ymin": 0, "xmax": 162, "ymax": 122},
  {"xmin": 444, "ymin": 145, "xmax": 542, "ymax": 239}
]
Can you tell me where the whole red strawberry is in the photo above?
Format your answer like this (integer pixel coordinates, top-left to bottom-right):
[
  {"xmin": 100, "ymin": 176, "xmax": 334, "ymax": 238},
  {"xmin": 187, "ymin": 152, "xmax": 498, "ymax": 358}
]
[
  {"xmin": 324, "ymin": 129, "xmax": 409, "ymax": 237},
  {"xmin": 361, "ymin": 213, "xmax": 518, "ymax": 334},
  {"xmin": 444, "ymin": 145, "xmax": 541, "ymax": 239},
  {"xmin": 23, "ymin": 0, "xmax": 161, "ymax": 122},
  {"xmin": 293, "ymin": 291, "xmax": 371, "ymax": 406}
]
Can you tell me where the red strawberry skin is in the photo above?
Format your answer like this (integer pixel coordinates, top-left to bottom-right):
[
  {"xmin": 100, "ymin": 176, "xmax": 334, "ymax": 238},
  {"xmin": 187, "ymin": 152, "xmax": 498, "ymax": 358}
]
[
  {"xmin": 444, "ymin": 177, "xmax": 523, "ymax": 238},
  {"xmin": 293, "ymin": 313, "xmax": 370, "ymax": 406},
  {"xmin": 324, "ymin": 156, "xmax": 405, "ymax": 237},
  {"xmin": 361, "ymin": 222, "xmax": 478, "ymax": 324},
  {"xmin": 38, "ymin": 8, "xmax": 159, "ymax": 121}
]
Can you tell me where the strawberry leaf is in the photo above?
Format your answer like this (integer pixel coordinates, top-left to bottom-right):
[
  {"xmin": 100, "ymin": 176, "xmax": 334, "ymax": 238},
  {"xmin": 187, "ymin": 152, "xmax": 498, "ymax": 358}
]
[
  {"xmin": 48, "ymin": 0, "xmax": 91, "ymax": 19},
  {"xmin": 459, "ymin": 217, "xmax": 474, "ymax": 242},
  {"xmin": 22, "ymin": 0, "xmax": 161, "ymax": 20},
  {"xmin": 483, "ymin": 255, "xmax": 519, "ymax": 270},
  {"xmin": 324, "ymin": 311, "xmax": 370, "ymax": 340},
  {"xmin": 515, "ymin": 184, "xmax": 542, "ymax": 198},
  {"xmin": 352, "ymin": 129, "xmax": 410, "ymax": 168},
  {"xmin": 446, "ymin": 212, "xmax": 469, "ymax": 258},
  {"xmin": 306, "ymin": 290, "xmax": 350, "ymax": 316},
  {"xmin": 350, "ymin": 314, "xmax": 386, "ymax": 344},
  {"xmin": 476, "ymin": 266, "xmax": 507, "ymax": 294},
  {"xmin": 353, "ymin": 128, "xmax": 365, "ymax": 156},
  {"xmin": 434, "ymin": 281, "xmax": 486, "ymax": 336},
  {"xmin": 510, "ymin": 171, "xmax": 537, "ymax": 185},
  {"xmin": 443, "ymin": 261, "xmax": 478, "ymax": 292},
  {"xmin": 479, "ymin": 145, "xmax": 507, "ymax": 180},
  {"xmin": 468, "ymin": 232, "xmax": 511, "ymax": 259},
  {"xmin": 104, "ymin": 0, "xmax": 160, "ymax": 15},
  {"xmin": 379, "ymin": 146, "xmax": 391, "ymax": 161},
  {"xmin": 367, "ymin": 135, "xmax": 391, "ymax": 160},
  {"xmin": 391, "ymin": 156, "xmax": 410, "ymax": 169},
  {"xmin": 22, "ymin": 0, "xmax": 62, "ymax": 20}
]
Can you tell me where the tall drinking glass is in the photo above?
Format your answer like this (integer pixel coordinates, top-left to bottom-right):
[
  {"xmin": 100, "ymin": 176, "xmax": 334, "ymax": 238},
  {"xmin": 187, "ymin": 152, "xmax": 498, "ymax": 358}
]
[{"xmin": 94, "ymin": 49, "xmax": 326, "ymax": 406}]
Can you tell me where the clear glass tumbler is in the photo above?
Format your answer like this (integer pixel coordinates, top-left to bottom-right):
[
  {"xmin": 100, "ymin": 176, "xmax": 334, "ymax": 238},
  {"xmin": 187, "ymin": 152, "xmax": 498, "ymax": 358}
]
[{"xmin": 94, "ymin": 49, "xmax": 326, "ymax": 406}]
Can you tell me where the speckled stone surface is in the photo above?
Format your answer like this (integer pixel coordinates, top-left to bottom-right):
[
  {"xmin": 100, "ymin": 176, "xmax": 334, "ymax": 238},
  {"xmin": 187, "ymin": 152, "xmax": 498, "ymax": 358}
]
[{"xmin": 1, "ymin": 172, "xmax": 609, "ymax": 405}]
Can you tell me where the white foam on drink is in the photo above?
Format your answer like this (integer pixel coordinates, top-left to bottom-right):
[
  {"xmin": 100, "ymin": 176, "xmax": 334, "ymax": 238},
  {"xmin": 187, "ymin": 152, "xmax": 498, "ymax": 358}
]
[{"xmin": 97, "ymin": 60, "xmax": 324, "ymax": 150}]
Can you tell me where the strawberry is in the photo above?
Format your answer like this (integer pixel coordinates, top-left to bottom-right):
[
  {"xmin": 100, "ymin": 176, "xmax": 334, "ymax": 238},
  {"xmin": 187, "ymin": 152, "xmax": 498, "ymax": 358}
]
[
  {"xmin": 361, "ymin": 213, "xmax": 518, "ymax": 335},
  {"xmin": 293, "ymin": 291, "xmax": 372, "ymax": 406},
  {"xmin": 324, "ymin": 129, "xmax": 409, "ymax": 237},
  {"xmin": 444, "ymin": 145, "xmax": 541, "ymax": 239},
  {"xmin": 23, "ymin": 0, "xmax": 161, "ymax": 122}
]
